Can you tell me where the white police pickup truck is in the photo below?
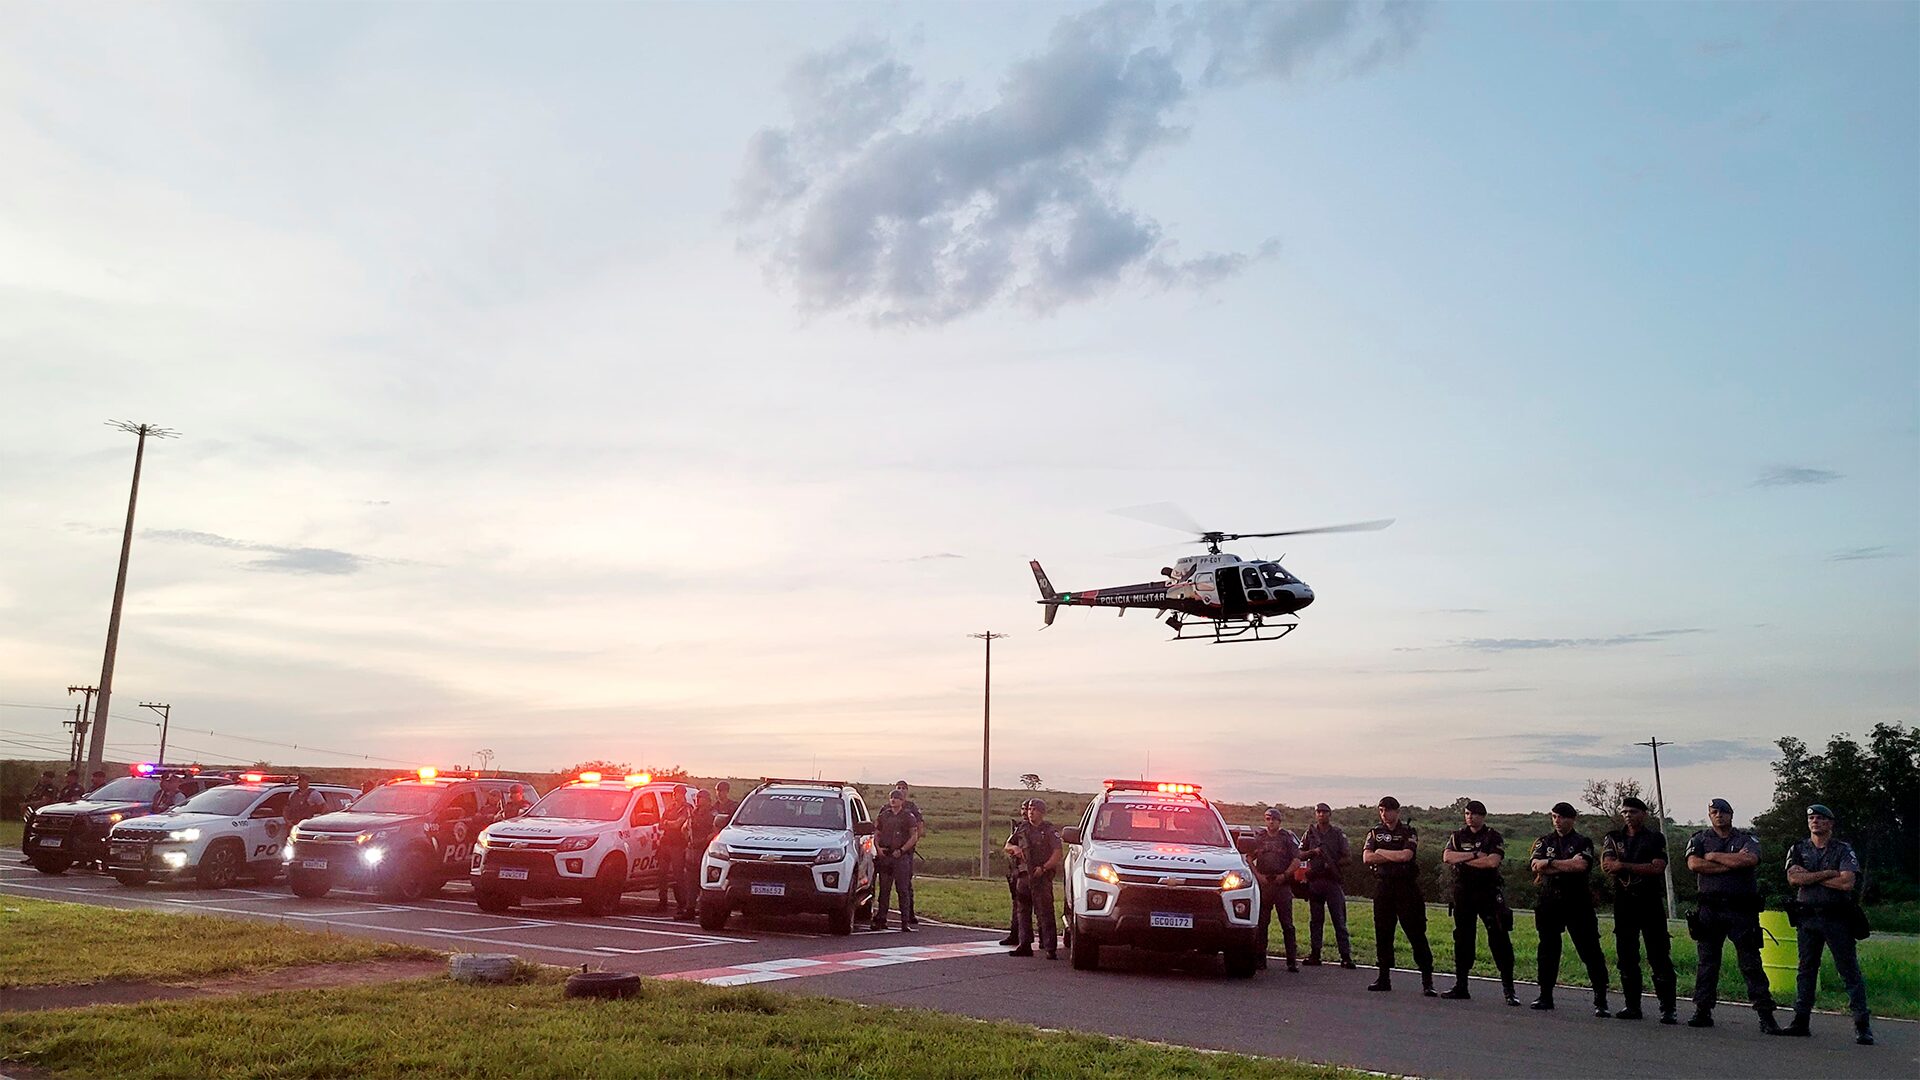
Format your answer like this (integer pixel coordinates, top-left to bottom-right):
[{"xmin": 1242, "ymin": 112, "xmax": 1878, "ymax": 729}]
[
  {"xmin": 471, "ymin": 772, "xmax": 693, "ymax": 916},
  {"xmin": 106, "ymin": 775, "xmax": 358, "ymax": 889},
  {"xmin": 1061, "ymin": 780, "xmax": 1264, "ymax": 977},
  {"xmin": 696, "ymin": 778, "xmax": 876, "ymax": 935}
]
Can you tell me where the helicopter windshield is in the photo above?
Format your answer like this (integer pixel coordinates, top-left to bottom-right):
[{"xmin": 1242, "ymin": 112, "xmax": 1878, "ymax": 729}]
[{"xmin": 1259, "ymin": 564, "xmax": 1296, "ymax": 588}]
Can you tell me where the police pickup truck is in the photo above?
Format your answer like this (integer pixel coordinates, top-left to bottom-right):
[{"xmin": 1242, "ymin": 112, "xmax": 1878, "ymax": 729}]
[
  {"xmin": 471, "ymin": 772, "xmax": 693, "ymax": 916},
  {"xmin": 285, "ymin": 768, "xmax": 537, "ymax": 901},
  {"xmin": 106, "ymin": 774, "xmax": 359, "ymax": 888},
  {"xmin": 1061, "ymin": 780, "xmax": 1264, "ymax": 977},
  {"xmin": 20, "ymin": 765, "xmax": 232, "ymax": 875},
  {"xmin": 696, "ymin": 779, "xmax": 876, "ymax": 934}
]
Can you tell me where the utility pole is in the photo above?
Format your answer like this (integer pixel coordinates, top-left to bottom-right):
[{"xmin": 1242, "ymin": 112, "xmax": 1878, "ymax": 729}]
[
  {"xmin": 969, "ymin": 631, "xmax": 1008, "ymax": 879},
  {"xmin": 85, "ymin": 420, "xmax": 177, "ymax": 779},
  {"xmin": 1636, "ymin": 737, "xmax": 1677, "ymax": 920},
  {"xmin": 139, "ymin": 702, "xmax": 172, "ymax": 763},
  {"xmin": 65, "ymin": 686, "xmax": 97, "ymax": 774}
]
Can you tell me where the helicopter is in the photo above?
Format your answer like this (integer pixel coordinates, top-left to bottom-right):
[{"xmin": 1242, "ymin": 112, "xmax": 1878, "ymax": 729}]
[{"xmin": 1028, "ymin": 505, "xmax": 1393, "ymax": 643}]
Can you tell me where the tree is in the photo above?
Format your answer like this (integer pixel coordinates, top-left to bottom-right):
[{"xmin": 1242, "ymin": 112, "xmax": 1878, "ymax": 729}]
[
  {"xmin": 1753, "ymin": 724, "xmax": 1919, "ymax": 904},
  {"xmin": 1580, "ymin": 777, "xmax": 1645, "ymax": 819},
  {"xmin": 1019, "ymin": 773, "xmax": 1042, "ymax": 790},
  {"xmin": 562, "ymin": 760, "xmax": 632, "ymax": 778}
]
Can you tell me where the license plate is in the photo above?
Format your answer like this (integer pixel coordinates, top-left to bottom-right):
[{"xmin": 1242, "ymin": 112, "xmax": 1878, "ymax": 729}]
[
  {"xmin": 750, "ymin": 882, "xmax": 785, "ymax": 897},
  {"xmin": 1150, "ymin": 912, "xmax": 1194, "ymax": 929},
  {"xmin": 112, "ymin": 845, "xmax": 140, "ymax": 859},
  {"xmin": 300, "ymin": 859, "xmax": 328, "ymax": 870},
  {"xmin": 38, "ymin": 837, "xmax": 62, "ymax": 849},
  {"xmin": 498, "ymin": 868, "xmax": 529, "ymax": 881}
]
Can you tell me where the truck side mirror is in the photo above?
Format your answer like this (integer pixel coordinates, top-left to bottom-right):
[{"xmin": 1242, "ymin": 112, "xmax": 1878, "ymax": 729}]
[
  {"xmin": 853, "ymin": 821, "xmax": 875, "ymax": 836},
  {"xmin": 1061, "ymin": 827, "xmax": 1080, "ymax": 845}
]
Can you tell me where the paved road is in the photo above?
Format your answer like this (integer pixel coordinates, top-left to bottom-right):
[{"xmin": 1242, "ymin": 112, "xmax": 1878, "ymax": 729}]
[{"xmin": 5, "ymin": 863, "xmax": 1912, "ymax": 1078}]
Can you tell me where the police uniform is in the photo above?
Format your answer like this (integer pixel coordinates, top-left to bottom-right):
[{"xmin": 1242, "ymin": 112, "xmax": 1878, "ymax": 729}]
[
  {"xmin": 1001, "ymin": 802, "xmax": 1032, "ymax": 946},
  {"xmin": 870, "ymin": 802, "xmax": 918, "ymax": 930},
  {"xmin": 1012, "ymin": 815, "xmax": 1062, "ymax": 955},
  {"xmin": 1301, "ymin": 812, "xmax": 1355, "ymax": 966},
  {"xmin": 1529, "ymin": 807, "xmax": 1611, "ymax": 1013},
  {"xmin": 1444, "ymin": 813, "xmax": 1516, "ymax": 1000},
  {"xmin": 657, "ymin": 795, "xmax": 688, "ymax": 911},
  {"xmin": 1362, "ymin": 799, "xmax": 1433, "ymax": 991},
  {"xmin": 1783, "ymin": 808, "xmax": 1870, "ymax": 1041},
  {"xmin": 1246, "ymin": 818, "xmax": 1301, "ymax": 971},
  {"xmin": 1602, "ymin": 811, "xmax": 1676, "ymax": 1020},
  {"xmin": 1684, "ymin": 807, "xmax": 1777, "ymax": 1028},
  {"xmin": 680, "ymin": 797, "xmax": 717, "ymax": 918},
  {"xmin": 286, "ymin": 787, "xmax": 327, "ymax": 831}
]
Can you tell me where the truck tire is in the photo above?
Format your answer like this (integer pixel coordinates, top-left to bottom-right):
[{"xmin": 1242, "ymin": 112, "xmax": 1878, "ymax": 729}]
[
  {"xmin": 30, "ymin": 857, "xmax": 70, "ymax": 876},
  {"xmin": 288, "ymin": 870, "xmax": 331, "ymax": 899},
  {"xmin": 1069, "ymin": 917, "xmax": 1100, "ymax": 970},
  {"xmin": 198, "ymin": 840, "xmax": 243, "ymax": 889},
  {"xmin": 379, "ymin": 850, "xmax": 432, "ymax": 902},
  {"xmin": 474, "ymin": 886, "xmax": 516, "ymax": 913},
  {"xmin": 583, "ymin": 854, "xmax": 625, "ymax": 917},
  {"xmin": 564, "ymin": 971, "xmax": 641, "ymax": 1000},
  {"xmin": 1223, "ymin": 939, "xmax": 1260, "ymax": 979},
  {"xmin": 113, "ymin": 870, "xmax": 151, "ymax": 887},
  {"xmin": 697, "ymin": 893, "xmax": 730, "ymax": 932},
  {"xmin": 827, "ymin": 897, "xmax": 854, "ymax": 936}
]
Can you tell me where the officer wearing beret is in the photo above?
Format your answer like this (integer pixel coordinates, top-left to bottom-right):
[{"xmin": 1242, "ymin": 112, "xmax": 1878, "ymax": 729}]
[
  {"xmin": 1601, "ymin": 796, "xmax": 1677, "ymax": 1023},
  {"xmin": 1005, "ymin": 798, "xmax": 1062, "ymax": 959},
  {"xmin": 1778, "ymin": 804, "xmax": 1873, "ymax": 1045},
  {"xmin": 1440, "ymin": 799, "xmax": 1518, "ymax": 1005},
  {"xmin": 1300, "ymin": 802, "xmax": 1356, "ymax": 968},
  {"xmin": 1528, "ymin": 802, "xmax": 1612, "ymax": 1016},
  {"xmin": 1683, "ymin": 797, "xmax": 1779, "ymax": 1032},
  {"xmin": 1246, "ymin": 807, "xmax": 1302, "ymax": 972},
  {"xmin": 1361, "ymin": 796, "xmax": 1435, "ymax": 995}
]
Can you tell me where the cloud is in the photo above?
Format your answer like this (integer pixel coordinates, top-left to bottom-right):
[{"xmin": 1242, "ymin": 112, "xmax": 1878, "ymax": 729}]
[
  {"xmin": 1500, "ymin": 737, "xmax": 1775, "ymax": 771},
  {"xmin": 1754, "ymin": 465, "xmax": 1841, "ymax": 487},
  {"xmin": 896, "ymin": 552, "xmax": 965, "ymax": 562},
  {"xmin": 1453, "ymin": 628, "xmax": 1706, "ymax": 652},
  {"xmin": 1425, "ymin": 608, "xmax": 1490, "ymax": 615},
  {"xmin": 143, "ymin": 529, "xmax": 379, "ymax": 576},
  {"xmin": 1828, "ymin": 546, "xmax": 1899, "ymax": 562},
  {"xmin": 736, "ymin": 1, "xmax": 1425, "ymax": 323}
]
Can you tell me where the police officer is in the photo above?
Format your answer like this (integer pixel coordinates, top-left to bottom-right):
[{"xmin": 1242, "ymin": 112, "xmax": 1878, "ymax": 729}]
[
  {"xmin": 88, "ymin": 770, "xmax": 108, "ymax": 794},
  {"xmin": 656, "ymin": 788, "xmax": 689, "ymax": 913},
  {"xmin": 1528, "ymin": 802, "xmax": 1612, "ymax": 1016},
  {"xmin": 1441, "ymin": 799, "xmax": 1518, "ymax": 1005},
  {"xmin": 1300, "ymin": 803, "xmax": 1356, "ymax": 968},
  {"xmin": 1005, "ymin": 798, "xmax": 1062, "ymax": 958},
  {"xmin": 149, "ymin": 773, "xmax": 189, "ymax": 813},
  {"xmin": 1362, "ymin": 796, "xmax": 1434, "ymax": 994},
  {"xmin": 1000, "ymin": 799, "xmax": 1033, "ymax": 947},
  {"xmin": 58, "ymin": 770, "xmax": 84, "ymax": 803},
  {"xmin": 712, "ymin": 782, "xmax": 737, "ymax": 828},
  {"xmin": 285, "ymin": 775, "xmax": 327, "ymax": 834},
  {"xmin": 1778, "ymin": 804, "xmax": 1872, "ymax": 1045},
  {"xmin": 1683, "ymin": 797, "xmax": 1779, "ymax": 1033},
  {"xmin": 870, "ymin": 789, "xmax": 918, "ymax": 931},
  {"xmin": 1601, "ymin": 796, "xmax": 1676, "ymax": 1023},
  {"xmin": 26, "ymin": 770, "xmax": 58, "ymax": 810},
  {"xmin": 1247, "ymin": 808, "xmax": 1301, "ymax": 972},
  {"xmin": 678, "ymin": 789, "xmax": 717, "ymax": 920}
]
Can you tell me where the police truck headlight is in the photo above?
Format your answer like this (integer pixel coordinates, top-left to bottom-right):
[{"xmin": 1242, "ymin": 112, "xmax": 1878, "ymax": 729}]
[
  {"xmin": 557, "ymin": 836, "xmax": 596, "ymax": 852},
  {"xmin": 813, "ymin": 845, "xmax": 846, "ymax": 865},
  {"xmin": 474, "ymin": 834, "xmax": 491, "ymax": 850},
  {"xmin": 362, "ymin": 847, "xmax": 385, "ymax": 867},
  {"xmin": 707, "ymin": 843, "xmax": 730, "ymax": 862},
  {"xmin": 162, "ymin": 852, "xmax": 189, "ymax": 869},
  {"xmin": 1090, "ymin": 862, "xmax": 1121, "ymax": 885},
  {"xmin": 167, "ymin": 828, "xmax": 201, "ymax": 842},
  {"xmin": 282, "ymin": 843, "xmax": 295, "ymax": 862},
  {"xmin": 1219, "ymin": 870, "xmax": 1247, "ymax": 891}
]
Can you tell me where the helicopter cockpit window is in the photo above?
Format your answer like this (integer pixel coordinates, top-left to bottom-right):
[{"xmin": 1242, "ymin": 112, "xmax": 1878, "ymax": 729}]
[{"xmin": 1261, "ymin": 564, "xmax": 1294, "ymax": 588}]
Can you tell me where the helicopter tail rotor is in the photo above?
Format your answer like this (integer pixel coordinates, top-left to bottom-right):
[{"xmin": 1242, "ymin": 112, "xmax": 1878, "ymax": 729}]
[{"xmin": 1029, "ymin": 560, "xmax": 1062, "ymax": 627}]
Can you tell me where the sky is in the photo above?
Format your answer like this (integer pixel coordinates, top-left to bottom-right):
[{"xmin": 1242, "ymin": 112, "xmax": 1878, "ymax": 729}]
[{"xmin": 2, "ymin": 1, "xmax": 1914, "ymax": 820}]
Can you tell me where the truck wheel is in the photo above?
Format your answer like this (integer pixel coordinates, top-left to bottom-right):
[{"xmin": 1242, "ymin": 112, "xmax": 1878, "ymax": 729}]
[
  {"xmin": 198, "ymin": 841, "xmax": 243, "ymax": 889},
  {"xmin": 1223, "ymin": 939, "xmax": 1260, "ymax": 979},
  {"xmin": 113, "ymin": 871, "xmax": 151, "ymax": 887},
  {"xmin": 582, "ymin": 854, "xmax": 625, "ymax": 917},
  {"xmin": 288, "ymin": 870, "xmax": 331, "ymax": 899},
  {"xmin": 30, "ymin": 857, "xmax": 71, "ymax": 876},
  {"xmin": 380, "ymin": 852, "xmax": 432, "ymax": 902},
  {"xmin": 697, "ymin": 893, "xmax": 730, "ymax": 932},
  {"xmin": 564, "ymin": 971, "xmax": 641, "ymax": 1000},
  {"xmin": 1069, "ymin": 917, "xmax": 1100, "ymax": 970},
  {"xmin": 827, "ymin": 897, "xmax": 854, "ymax": 936},
  {"xmin": 475, "ymin": 887, "xmax": 516, "ymax": 913}
]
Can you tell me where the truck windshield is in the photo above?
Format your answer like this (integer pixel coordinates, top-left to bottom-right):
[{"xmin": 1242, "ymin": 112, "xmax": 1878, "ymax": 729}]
[
  {"xmin": 734, "ymin": 791, "xmax": 846, "ymax": 830},
  {"xmin": 526, "ymin": 788, "xmax": 629, "ymax": 822},
  {"xmin": 1091, "ymin": 800, "xmax": 1229, "ymax": 846},
  {"xmin": 348, "ymin": 785, "xmax": 443, "ymax": 816},
  {"xmin": 181, "ymin": 787, "xmax": 264, "ymax": 817},
  {"xmin": 87, "ymin": 778, "xmax": 160, "ymax": 803}
]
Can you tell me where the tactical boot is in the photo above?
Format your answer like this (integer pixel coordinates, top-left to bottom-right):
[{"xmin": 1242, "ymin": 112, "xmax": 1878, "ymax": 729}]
[
  {"xmin": 1339, "ymin": 958, "xmax": 1358, "ymax": 970},
  {"xmin": 998, "ymin": 935, "xmax": 1017, "ymax": 946},
  {"xmin": 1685, "ymin": 1010, "xmax": 1714, "ymax": 1028},
  {"xmin": 1593, "ymin": 999, "xmax": 1613, "ymax": 1018},
  {"xmin": 1856, "ymin": 1019, "xmax": 1875, "ymax": 1046},
  {"xmin": 1658, "ymin": 1007, "xmax": 1678, "ymax": 1025},
  {"xmin": 1007, "ymin": 946, "xmax": 1034, "ymax": 957},
  {"xmin": 1422, "ymin": 974, "xmax": 1438, "ymax": 998},
  {"xmin": 1529, "ymin": 997, "xmax": 1555, "ymax": 1011},
  {"xmin": 1440, "ymin": 982, "xmax": 1471, "ymax": 1000},
  {"xmin": 1771, "ymin": 1017, "xmax": 1809, "ymax": 1037},
  {"xmin": 1366, "ymin": 973, "xmax": 1392, "ymax": 992},
  {"xmin": 1757, "ymin": 1010, "xmax": 1782, "ymax": 1036},
  {"xmin": 1615, "ymin": 1007, "xmax": 1643, "ymax": 1021},
  {"xmin": 1303, "ymin": 955, "xmax": 1322, "ymax": 967}
]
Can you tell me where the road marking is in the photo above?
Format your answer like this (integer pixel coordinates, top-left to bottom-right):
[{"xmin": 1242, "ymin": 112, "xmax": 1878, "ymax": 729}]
[{"xmin": 657, "ymin": 939, "xmax": 1008, "ymax": 986}]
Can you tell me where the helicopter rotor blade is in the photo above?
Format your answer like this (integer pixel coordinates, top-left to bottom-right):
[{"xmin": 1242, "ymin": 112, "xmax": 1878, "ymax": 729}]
[
  {"xmin": 1224, "ymin": 519, "xmax": 1395, "ymax": 541},
  {"xmin": 1110, "ymin": 501, "xmax": 1206, "ymax": 535}
]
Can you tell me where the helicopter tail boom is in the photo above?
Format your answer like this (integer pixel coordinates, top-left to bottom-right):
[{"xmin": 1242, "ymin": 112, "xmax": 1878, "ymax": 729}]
[{"xmin": 1029, "ymin": 560, "xmax": 1063, "ymax": 627}]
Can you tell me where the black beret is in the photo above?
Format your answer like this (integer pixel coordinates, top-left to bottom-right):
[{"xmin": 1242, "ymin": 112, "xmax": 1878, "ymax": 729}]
[
  {"xmin": 1377, "ymin": 796, "xmax": 1400, "ymax": 810},
  {"xmin": 1464, "ymin": 799, "xmax": 1487, "ymax": 815},
  {"xmin": 1550, "ymin": 801, "xmax": 1578, "ymax": 817},
  {"xmin": 1620, "ymin": 796, "xmax": 1649, "ymax": 811}
]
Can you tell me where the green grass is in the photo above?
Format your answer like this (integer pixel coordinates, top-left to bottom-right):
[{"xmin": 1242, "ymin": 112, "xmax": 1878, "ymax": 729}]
[
  {"xmin": 912, "ymin": 876, "xmax": 1920, "ymax": 1019},
  {"xmin": 0, "ymin": 820, "xmax": 20, "ymax": 848},
  {"xmin": 0, "ymin": 971, "xmax": 1351, "ymax": 1079},
  {"xmin": 0, "ymin": 896, "xmax": 431, "ymax": 988}
]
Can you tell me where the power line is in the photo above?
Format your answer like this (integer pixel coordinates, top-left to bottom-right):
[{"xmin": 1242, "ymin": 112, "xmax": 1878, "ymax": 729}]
[{"xmin": 0, "ymin": 702, "xmax": 420, "ymax": 767}]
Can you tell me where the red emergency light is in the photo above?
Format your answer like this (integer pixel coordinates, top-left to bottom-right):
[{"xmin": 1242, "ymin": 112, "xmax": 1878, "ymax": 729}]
[{"xmin": 1103, "ymin": 779, "xmax": 1203, "ymax": 795}]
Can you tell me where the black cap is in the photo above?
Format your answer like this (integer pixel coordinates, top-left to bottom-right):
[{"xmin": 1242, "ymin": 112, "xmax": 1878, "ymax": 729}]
[
  {"xmin": 1264, "ymin": 807, "xmax": 1283, "ymax": 820},
  {"xmin": 888, "ymin": 788, "xmax": 906, "ymax": 801},
  {"xmin": 1806, "ymin": 803, "xmax": 1835, "ymax": 820},
  {"xmin": 1029, "ymin": 798, "xmax": 1047, "ymax": 812},
  {"xmin": 1620, "ymin": 796, "xmax": 1648, "ymax": 811},
  {"xmin": 1377, "ymin": 796, "xmax": 1400, "ymax": 810},
  {"xmin": 1709, "ymin": 797, "xmax": 1733, "ymax": 814},
  {"xmin": 1550, "ymin": 801, "xmax": 1578, "ymax": 817},
  {"xmin": 1314, "ymin": 802, "xmax": 1331, "ymax": 812},
  {"xmin": 1464, "ymin": 799, "xmax": 1487, "ymax": 815}
]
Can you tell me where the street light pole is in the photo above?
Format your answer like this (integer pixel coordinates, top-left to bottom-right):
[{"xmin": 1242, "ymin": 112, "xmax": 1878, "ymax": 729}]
[
  {"xmin": 969, "ymin": 631, "xmax": 1008, "ymax": 879},
  {"xmin": 140, "ymin": 702, "xmax": 172, "ymax": 763},
  {"xmin": 86, "ymin": 421, "xmax": 177, "ymax": 779},
  {"xmin": 1636, "ymin": 736, "xmax": 1677, "ymax": 920}
]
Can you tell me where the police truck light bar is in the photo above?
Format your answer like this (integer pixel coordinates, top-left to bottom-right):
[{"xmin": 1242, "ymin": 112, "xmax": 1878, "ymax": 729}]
[
  {"xmin": 625, "ymin": 773, "xmax": 651, "ymax": 785},
  {"xmin": 1103, "ymin": 779, "xmax": 1203, "ymax": 795},
  {"xmin": 577, "ymin": 772, "xmax": 602, "ymax": 783},
  {"xmin": 417, "ymin": 766, "xmax": 437, "ymax": 780}
]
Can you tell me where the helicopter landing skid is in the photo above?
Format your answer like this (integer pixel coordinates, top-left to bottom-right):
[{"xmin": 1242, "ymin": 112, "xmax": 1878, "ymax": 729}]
[{"xmin": 1164, "ymin": 613, "xmax": 1298, "ymax": 644}]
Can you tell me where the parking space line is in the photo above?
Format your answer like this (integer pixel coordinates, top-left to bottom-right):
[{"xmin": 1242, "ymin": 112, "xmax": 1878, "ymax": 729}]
[
  {"xmin": 658, "ymin": 939, "xmax": 1008, "ymax": 986},
  {"xmin": 419, "ymin": 921, "xmax": 554, "ymax": 934}
]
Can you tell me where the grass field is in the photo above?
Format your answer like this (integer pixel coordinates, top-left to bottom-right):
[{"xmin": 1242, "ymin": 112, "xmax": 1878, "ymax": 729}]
[
  {"xmin": 0, "ymin": 820, "xmax": 20, "ymax": 848},
  {"xmin": 0, "ymin": 896, "xmax": 429, "ymax": 987},
  {"xmin": 913, "ymin": 877, "xmax": 1920, "ymax": 1019}
]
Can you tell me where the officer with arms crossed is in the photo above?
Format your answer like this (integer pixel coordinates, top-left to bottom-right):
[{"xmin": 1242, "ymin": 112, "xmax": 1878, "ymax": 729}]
[
  {"xmin": 1601, "ymin": 796, "xmax": 1676, "ymax": 1023},
  {"xmin": 1246, "ymin": 807, "xmax": 1302, "ymax": 972},
  {"xmin": 1528, "ymin": 802, "xmax": 1612, "ymax": 1016},
  {"xmin": 1362, "ymin": 796, "xmax": 1435, "ymax": 995},
  {"xmin": 1777, "ymin": 803, "xmax": 1873, "ymax": 1045},
  {"xmin": 870, "ymin": 789, "xmax": 920, "ymax": 932},
  {"xmin": 286, "ymin": 775, "xmax": 327, "ymax": 834},
  {"xmin": 1441, "ymin": 799, "xmax": 1519, "ymax": 1005},
  {"xmin": 149, "ymin": 774, "xmax": 189, "ymax": 813},
  {"xmin": 1683, "ymin": 797, "xmax": 1780, "ymax": 1033},
  {"xmin": 1005, "ymin": 798, "xmax": 1063, "ymax": 959},
  {"xmin": 1300, "ymin": 803, "xmax": 1356, "ymax": 968}
]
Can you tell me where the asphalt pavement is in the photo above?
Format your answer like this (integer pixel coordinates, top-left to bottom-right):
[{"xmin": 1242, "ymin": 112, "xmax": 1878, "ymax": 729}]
[{"xmin": 4, "ymin": 862, "xmax": 1913, "ymax": 1078}]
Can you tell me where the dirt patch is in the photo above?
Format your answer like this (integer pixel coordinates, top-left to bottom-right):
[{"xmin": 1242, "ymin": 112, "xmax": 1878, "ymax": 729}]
[{"xmin": 0, "ymin": 958, "xmax": 446, "ymax": 1014}]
